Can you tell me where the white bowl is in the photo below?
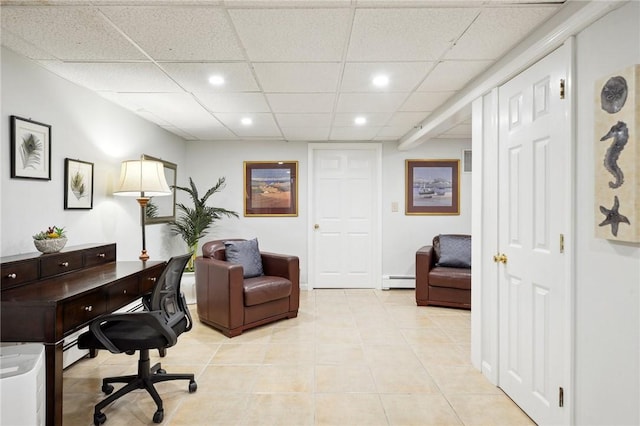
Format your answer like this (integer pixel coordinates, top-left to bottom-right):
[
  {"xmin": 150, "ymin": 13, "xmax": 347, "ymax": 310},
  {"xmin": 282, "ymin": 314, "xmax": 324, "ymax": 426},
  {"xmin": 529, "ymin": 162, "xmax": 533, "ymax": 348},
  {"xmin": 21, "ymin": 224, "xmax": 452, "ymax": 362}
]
[{"xmin": 34, "ymin": 237, "xmax": 67, "ymax": 254}]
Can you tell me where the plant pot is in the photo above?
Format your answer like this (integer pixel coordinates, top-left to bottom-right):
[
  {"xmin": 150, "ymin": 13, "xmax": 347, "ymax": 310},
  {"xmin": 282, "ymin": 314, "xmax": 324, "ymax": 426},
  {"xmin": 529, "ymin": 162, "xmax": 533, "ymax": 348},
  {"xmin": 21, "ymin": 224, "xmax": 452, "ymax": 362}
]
[
  {"xmin": 34, "ymin": 237, "xmax": 67, "ymax": 254},
  {"xmin": 181, "ymin": 271, "xmax": 196, "ymax": 305}
]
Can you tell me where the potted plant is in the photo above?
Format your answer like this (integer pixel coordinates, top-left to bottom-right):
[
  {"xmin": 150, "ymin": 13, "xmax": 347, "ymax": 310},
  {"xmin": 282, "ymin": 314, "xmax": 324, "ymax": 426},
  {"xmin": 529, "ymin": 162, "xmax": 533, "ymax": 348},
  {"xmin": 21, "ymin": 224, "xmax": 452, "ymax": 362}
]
[
  {"xmin": 33, "ymin": 226, "xmax": 67, "ymax": 253},
  {"xmin": 169, "ymin": 177, "xmax": 238, "ymax": 272}
]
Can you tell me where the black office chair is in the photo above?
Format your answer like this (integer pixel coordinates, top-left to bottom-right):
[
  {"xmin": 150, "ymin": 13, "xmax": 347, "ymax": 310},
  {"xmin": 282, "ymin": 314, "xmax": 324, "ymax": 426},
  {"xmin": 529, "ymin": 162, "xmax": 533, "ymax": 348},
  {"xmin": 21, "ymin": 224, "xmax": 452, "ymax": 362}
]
[{"xmin": 78, "ymin": 253, "xmax": 197, "ymax": 425}]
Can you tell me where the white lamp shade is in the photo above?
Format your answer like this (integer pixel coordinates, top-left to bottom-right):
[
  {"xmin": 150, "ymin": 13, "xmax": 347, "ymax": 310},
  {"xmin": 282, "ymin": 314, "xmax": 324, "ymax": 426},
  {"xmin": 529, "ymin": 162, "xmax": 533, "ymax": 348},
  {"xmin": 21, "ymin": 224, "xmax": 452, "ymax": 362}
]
[{"xmin": 114, "ymin": 159, "xmax": 171, "ymax": 197}]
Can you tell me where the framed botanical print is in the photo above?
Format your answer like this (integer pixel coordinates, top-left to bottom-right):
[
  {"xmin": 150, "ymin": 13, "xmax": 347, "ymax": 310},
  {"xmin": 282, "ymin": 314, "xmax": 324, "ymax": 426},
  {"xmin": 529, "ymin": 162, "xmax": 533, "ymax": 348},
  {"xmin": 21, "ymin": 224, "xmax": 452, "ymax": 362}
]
[
  {"xmin": 10, "ymin": 115, "xmax": 51, "ymax": 180},
  {"xmin": 64, "ymin": 158, "xmax": 94, "ymax": 209}
]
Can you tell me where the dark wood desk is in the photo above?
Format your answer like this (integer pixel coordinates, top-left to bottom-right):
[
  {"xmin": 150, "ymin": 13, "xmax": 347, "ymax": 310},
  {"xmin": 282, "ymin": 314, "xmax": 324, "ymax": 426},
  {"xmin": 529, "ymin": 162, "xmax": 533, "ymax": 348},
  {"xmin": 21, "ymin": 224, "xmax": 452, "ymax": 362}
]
[{"xmin": 1, "ymin": 243, "xmax": 165, "ymax": 426}]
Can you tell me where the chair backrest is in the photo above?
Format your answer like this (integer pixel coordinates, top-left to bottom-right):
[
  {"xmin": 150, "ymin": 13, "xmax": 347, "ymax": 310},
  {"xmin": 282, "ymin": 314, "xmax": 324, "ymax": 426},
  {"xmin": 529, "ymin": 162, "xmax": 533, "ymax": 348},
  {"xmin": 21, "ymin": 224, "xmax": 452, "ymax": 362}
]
[
  {"xmin": 201, "ymin": 239, "xmax": 245, "ymax": 260},
  {"xmin": 148, "ymin": 253, "xmax": 192, "ymax": 329}
]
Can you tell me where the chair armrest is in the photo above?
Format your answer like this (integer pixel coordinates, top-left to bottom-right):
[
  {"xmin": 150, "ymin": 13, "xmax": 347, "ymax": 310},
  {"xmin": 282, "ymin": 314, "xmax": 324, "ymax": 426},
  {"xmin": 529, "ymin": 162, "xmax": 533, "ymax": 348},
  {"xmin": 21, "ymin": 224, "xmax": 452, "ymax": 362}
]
[
  {"xmin": 89, "ymin": 311, "xmax": 177, "ymax": 354},
  {"xmin": 195, "ymin": 256, "xmax": 245, "ymax": 330},
  {"xmin": 415, "ymin": 245, "xmax": 435, "ymax": 303},
  {"xmin": 261, "ymin": 252, "xmax": 300, "ymax": 313}
]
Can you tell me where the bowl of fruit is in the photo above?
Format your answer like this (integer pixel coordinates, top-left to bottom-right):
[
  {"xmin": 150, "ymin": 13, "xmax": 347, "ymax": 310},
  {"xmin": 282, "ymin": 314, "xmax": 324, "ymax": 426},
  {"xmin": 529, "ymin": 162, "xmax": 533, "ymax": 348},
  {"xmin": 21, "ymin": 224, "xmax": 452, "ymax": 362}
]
[{"xmin": 33, "ymin": 226, "xmax": 67, "ymax": 254}]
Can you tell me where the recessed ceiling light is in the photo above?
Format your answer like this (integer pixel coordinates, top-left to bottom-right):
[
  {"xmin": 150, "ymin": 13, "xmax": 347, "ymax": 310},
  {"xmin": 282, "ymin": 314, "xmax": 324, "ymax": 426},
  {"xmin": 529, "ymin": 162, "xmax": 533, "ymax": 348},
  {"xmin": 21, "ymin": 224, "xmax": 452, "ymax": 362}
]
[
  {"xmin": 241, "ymin": 117, "xmax": 253, "ymax": 126},
  {"xmin": 354, "ymin": 116, "xmax": 367, "ymax": 125},
  {"xmin": 372, "ymin": 74, "xmax": 389, "ymax": 87},
  {"xmin": 208, "ymin": 75, "xmax": 225, "ymax": 86}
]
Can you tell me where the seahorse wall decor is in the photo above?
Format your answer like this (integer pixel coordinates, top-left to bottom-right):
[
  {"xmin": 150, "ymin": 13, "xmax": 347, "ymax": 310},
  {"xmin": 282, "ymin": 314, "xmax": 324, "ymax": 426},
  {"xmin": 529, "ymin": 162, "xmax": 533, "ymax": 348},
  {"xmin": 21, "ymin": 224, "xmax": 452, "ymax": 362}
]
[{"xmin": 594, "ymin": 65, "xmax": 640, "ymax": 243}]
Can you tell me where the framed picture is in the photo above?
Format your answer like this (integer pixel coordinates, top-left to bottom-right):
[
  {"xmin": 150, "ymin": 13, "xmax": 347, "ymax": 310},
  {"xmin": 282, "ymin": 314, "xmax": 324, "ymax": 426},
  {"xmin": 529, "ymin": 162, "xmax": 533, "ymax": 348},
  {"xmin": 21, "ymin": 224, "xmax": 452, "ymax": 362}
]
[
  {"xmin": 10, "ymin": 115, "xmax": 51, "ymax": 180},
  {"xmin": 406, "ymin": 159, "xmax": 460, "ymax": 215},
  {"xmin": 64, "ymin": 159, "xmax": 94, "ymax": 209},
  {"xmin": 142, "ymin": 154, "xmax": 177, "ymax": 224},
  {"xmin": 244, "ymin": 161, "xmax": 298, "ymax": 217}
]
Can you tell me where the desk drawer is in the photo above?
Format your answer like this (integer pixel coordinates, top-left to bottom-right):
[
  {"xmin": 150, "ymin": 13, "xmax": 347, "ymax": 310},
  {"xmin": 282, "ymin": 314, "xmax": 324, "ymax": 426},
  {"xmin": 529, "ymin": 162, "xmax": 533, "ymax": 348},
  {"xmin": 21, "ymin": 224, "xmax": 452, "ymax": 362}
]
[
  {"xmin": 41, "ymin": 251, "xmax": 83, "ymax": 278},
  {"xmin": 139, "ymin": 265, "xmax": 164, "ymax": 294},
  {"xmin": 1, "ymin": 259, "xmax": 38, "ymax": 289},
  {"xmin": 84, "ymin": 245, "xmax": 116, "ymax": 268},
  {"xmin": 108, "ymin": 277, "xmax": 139, "ymax": 311},
  {"xmin": 63, "ymin": 293, "xmax": 106, "ymax": 331}
]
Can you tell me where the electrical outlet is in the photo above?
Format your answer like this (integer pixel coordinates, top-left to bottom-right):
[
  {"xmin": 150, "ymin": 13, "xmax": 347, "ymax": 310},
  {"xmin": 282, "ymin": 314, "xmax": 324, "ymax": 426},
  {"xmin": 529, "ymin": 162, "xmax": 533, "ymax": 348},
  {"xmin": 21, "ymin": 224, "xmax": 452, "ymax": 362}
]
[{"xmin": 391, "ymin": 201, "xmax": 399, "ymax": 212}]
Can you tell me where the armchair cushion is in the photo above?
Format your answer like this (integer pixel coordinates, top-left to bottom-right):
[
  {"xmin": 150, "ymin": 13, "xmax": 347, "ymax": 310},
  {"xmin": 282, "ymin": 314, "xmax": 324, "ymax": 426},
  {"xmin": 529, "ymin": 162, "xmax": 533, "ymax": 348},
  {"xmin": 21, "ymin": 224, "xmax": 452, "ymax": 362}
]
[
  {"xmin": 437, "ymin": 234, "xmax": 471, "ymax": 268},
  {"xmin": 243, "ymin": 276, "xmax": 292, "ymax": 306},
  {"xmin": 225, "ymin": 238, "xmax": 264, "ymax": 278}
]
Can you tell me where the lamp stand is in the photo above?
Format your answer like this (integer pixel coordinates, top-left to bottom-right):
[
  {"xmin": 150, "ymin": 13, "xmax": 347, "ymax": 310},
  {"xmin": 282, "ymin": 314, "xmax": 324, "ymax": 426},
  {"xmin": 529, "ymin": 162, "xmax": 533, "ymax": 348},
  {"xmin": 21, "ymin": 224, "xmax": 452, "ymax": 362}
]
[{"xmin": 136, "ymin": 197, "xmax": 150, "ymax": 261}]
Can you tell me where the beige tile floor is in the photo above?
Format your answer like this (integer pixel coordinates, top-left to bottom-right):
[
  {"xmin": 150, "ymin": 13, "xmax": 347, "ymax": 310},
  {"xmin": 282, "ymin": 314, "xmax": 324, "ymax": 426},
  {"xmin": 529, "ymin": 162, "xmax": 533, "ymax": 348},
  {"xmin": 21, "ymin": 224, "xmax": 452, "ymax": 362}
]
[{"xmin": 63, "ymin": 289, "xmax": 535, "ymax": 426}]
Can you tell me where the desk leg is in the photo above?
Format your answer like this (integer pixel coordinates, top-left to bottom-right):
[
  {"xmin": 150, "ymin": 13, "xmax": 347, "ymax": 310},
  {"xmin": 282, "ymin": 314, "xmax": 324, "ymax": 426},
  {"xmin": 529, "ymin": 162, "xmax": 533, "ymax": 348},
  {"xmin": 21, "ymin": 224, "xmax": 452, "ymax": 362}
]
[{"xmin": 44, "ymin": 342, "xmax": 63, "ymax": 426}]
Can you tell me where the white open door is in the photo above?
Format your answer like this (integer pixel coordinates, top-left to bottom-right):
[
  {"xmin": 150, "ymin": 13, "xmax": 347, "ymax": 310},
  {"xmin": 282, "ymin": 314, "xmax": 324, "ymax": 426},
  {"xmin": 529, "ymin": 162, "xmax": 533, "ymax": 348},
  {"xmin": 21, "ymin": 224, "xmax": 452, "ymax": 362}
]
[{"xmin": 497, "ymin": 43, "xmax": 572, "ymax": 425}]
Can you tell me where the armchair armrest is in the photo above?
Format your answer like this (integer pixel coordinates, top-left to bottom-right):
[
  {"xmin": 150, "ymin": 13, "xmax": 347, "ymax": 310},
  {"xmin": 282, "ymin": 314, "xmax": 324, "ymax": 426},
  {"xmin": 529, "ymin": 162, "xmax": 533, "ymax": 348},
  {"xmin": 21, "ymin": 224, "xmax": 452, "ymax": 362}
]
[
  {"xmin": 261, "ymin": 252, "xmax": 300, "ymax": 313},
  {"xmin": 195, "ymin": 256, "xmax": 245, "ymax": 331},
  {"xmin": 415, "ymin": 245, "xmax": 435, "ymax": 304}
]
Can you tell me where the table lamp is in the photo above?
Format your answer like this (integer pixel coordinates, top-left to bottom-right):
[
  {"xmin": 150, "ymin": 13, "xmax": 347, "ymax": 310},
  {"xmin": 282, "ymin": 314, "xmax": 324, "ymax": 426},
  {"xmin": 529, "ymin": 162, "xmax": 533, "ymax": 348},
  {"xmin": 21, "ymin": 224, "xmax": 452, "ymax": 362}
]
[{"xmin": 114, "ymin": 158, "xmax": 171, "ymax": 260}]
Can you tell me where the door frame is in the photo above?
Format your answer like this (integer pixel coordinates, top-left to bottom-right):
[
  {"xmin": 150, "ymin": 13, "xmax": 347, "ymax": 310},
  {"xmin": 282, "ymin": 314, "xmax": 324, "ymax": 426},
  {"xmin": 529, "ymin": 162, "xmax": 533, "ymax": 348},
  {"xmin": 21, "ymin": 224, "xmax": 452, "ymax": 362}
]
[
  {"xmin": 471, "ymin": 39, "xmax": 576, "ymax": 424},
  {"xmin": 307, "ymin": 143, "xmax": 383, "ymax": 290}
]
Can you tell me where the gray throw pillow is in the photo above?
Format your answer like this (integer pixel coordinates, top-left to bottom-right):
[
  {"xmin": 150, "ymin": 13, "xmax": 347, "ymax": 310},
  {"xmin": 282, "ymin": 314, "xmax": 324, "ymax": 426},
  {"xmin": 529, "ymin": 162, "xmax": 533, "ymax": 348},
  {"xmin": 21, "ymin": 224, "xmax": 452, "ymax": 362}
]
[
  {"xmin": 224, "ymin": 238, "xmax": 264, "ymax": 278},
  {"xmin": 437, "ymin": 234, "xmax": 471, "ymax": 268}
]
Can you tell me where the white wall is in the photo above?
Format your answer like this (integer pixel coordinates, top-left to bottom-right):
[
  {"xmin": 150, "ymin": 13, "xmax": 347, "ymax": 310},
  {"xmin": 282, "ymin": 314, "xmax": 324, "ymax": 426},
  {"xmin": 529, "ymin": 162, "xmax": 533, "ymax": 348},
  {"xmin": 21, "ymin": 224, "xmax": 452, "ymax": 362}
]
[
  {"xmin": 185, "ymin": 138, "xmax": 471, "ymax": 285},
  {"xmin": 574, "ymin": 2, "xmax": 640, "ymax": 424},
  {"xmin": 1, "ymin": 47, "xmax": 187, "ymax": 261}
]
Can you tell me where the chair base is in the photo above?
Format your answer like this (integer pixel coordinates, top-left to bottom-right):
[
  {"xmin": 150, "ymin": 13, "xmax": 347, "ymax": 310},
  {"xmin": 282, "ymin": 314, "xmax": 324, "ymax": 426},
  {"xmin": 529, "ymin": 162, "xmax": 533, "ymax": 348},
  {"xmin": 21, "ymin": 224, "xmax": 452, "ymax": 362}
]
[
  {"xmin": 92, "ymin": 349, "xmax": 196, "ymax": 425},
  {"xmin": 199, "ymin": 310, "xmax": 298, "ymax": 337}
]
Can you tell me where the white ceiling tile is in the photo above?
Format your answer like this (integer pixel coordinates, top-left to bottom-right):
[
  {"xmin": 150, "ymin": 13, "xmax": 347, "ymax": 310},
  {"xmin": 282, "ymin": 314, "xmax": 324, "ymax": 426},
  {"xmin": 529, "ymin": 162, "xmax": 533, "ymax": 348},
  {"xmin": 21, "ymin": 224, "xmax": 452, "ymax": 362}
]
[
  {"xmin": 2, "ymin": 31, "xmax": 57, "ymax": 60},
  {"xmin": 281, "ymin": 127, "xmax": 330, "ymax": 141},
  {"xmin": 387, "ymin": 112, "xmax": 430, "ymax": 127},
  {"xmin": 214, "ymin": 113, "xmax": 282, "ymax": 137},
  {"xmin": 417, "ymin": 61, "xmax": 492, "ymax": 92},
  {"xmin": 340, "ymin": 62, "xmax": 433, "ymax": 92},
  {"xmin": 254, "ymin": 63, "xmax": 341, "ymax": 93},
  {"xmin": 40, "ymin": 61, "xmax": 181, "ymax": 92},
  {"xmin": 114, "ymin": 92, "xmax": 221, "ymax": 128},
  {"xmin": 196, "ymin": 93, "xmax": 270, "ymax": 113},
  {"xmin": 275, "ymin": 114, "xmax": 332, "ymax": 128},
  {"xmin": 1, "ymin": 6, "xmax": 145, "ymax": 60},
  {"xmin": 347, "ymin": 8, "xmax": 479, "ymax": 61},
  {"xmin": 100, "ymin": 6, "xmax": 244, "ymax": 61},
  {"xmin": 330, "ymin": 126, "xmax": 381, "ymax": 140},
  {"xmin": 266, "ymin": 94, "xmax": 336, "ymax": 113},
  {"xmin": 336, "ymin": 93, "xmax": 407, "ymax": 113},
  {"xmin": 161, "ymin": 63, "xmax": 260, "ymax": 92},
  {"xmin": 375, "ymin": 126, "xmax": 411, "ymax": 139},
  {"xmin": 332, "ymin": 112, "xmax": 391, "ymax": 127},
  {"xmin": 400, "ymin": 91, "xmax": 455, "ymax": 111},
  {"xmin": 229, "ymin": 8, "xmax": 352, "ymax": 61},
  {"xmin": 174, "ymin": 125, "xmax": 238, "ymax": 141},
  {"xmin": 446, "ymin": 6, "xmax": 559, "ymax": 60}
]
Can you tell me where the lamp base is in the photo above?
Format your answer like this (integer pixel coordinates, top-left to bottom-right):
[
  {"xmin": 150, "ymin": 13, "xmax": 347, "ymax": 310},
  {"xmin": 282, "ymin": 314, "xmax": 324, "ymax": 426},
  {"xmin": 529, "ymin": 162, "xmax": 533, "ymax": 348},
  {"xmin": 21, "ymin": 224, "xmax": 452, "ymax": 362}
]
[{"xmin": 139, "ymin": 250, "xmax": 149, "ymax": 261}]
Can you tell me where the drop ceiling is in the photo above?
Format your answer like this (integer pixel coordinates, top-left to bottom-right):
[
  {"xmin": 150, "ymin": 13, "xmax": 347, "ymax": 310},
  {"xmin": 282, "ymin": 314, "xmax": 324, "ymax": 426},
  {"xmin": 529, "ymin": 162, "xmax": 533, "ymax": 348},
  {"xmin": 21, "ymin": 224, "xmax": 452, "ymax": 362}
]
[{"xmin": 0, "ymin": 0, "xmax": 563, "ymax": 142}]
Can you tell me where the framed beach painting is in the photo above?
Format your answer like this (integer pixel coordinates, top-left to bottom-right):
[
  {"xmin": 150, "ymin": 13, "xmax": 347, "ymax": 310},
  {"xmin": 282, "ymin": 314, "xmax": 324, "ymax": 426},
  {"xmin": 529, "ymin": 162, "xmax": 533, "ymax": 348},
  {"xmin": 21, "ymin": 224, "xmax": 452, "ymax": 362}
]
[
  {"xmin": 406, "ymin": 159, "xmax": 460, "ymax": 215},
  {"xmin": 10, "ymin": 115, "xmax": 51, "ymax": 180},
  {"xmin": 64, "ymin": 158, "xmax": 94, "ymax": 209},
  {"xmin": 244, "ymin": 161, "xmax": 298, "ymax": 217}
]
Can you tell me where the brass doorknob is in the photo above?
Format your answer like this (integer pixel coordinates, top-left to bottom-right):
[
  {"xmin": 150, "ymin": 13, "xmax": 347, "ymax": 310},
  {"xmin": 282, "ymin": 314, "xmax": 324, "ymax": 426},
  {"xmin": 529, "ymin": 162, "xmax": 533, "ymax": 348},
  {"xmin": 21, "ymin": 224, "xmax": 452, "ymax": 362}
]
[
  {"xmin": 314, "ymin": 224, "xmax": 320, "ymax": 229},
  {"xmin": 493, "ymin": 253, "xmax": 508, "ymax": 264}
]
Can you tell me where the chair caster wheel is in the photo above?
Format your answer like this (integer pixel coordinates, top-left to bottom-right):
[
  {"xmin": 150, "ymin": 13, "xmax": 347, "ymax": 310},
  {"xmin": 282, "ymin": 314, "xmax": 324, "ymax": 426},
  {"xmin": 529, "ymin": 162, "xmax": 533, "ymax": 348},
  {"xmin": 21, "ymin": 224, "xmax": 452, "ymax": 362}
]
[
  {"xmin": 153, "ymin": 409, "xmax": 164, "ymax": 423},
  {"xmin": 157, "ymin": 368, "xmax": 166, "ymax": 375},
  {"xmin": 189, "ymin": 380, "xmax": 197, "ymax": 393},
  {"xmin": 93, "ymin": 412, "xmax": 106, "ymax": 425},
  {"xmin": 102, "ymin": 384, "xmax": 114, "ymax": 395}
]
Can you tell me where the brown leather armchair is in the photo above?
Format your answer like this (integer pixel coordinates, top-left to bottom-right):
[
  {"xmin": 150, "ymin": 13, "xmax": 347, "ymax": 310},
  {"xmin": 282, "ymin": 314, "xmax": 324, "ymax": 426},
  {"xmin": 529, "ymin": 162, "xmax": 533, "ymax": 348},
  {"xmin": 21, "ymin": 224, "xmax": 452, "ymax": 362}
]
[
  {"xmin": 415, "ymin": 234, "xmax": 471, "ymax": 309},
  {"xmin": 194, "ymin": 239, "xmax": 300, "ymax": 337}
]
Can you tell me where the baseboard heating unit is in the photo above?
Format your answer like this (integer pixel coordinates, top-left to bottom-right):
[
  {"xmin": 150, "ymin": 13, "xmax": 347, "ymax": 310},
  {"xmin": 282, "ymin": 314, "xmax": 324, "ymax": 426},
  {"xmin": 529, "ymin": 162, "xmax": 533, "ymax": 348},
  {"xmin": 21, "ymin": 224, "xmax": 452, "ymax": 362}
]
[{"xmin": 381, "ymin": 275, "xmax": 415, "ymax": 290}]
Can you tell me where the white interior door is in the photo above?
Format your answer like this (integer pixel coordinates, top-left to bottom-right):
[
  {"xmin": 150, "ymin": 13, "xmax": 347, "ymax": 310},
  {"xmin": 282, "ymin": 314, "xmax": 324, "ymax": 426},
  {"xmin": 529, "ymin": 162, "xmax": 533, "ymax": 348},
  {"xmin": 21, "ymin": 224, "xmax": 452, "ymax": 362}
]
[
  {"xmin": 309, "ymin": 144, "xmax": 381, "ymax": 289},
  {"xmin": 497, "ymin": 44, "xmax": 571, "ymax": 425}
]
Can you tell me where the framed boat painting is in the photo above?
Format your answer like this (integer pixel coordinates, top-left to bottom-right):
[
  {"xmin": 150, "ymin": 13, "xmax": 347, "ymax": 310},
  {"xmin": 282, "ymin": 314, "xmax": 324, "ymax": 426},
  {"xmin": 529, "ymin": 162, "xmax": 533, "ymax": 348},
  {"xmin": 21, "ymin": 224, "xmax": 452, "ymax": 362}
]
[{"xmin": 406, "ymin": 159, "xmax": 460, "ymax": 215}]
